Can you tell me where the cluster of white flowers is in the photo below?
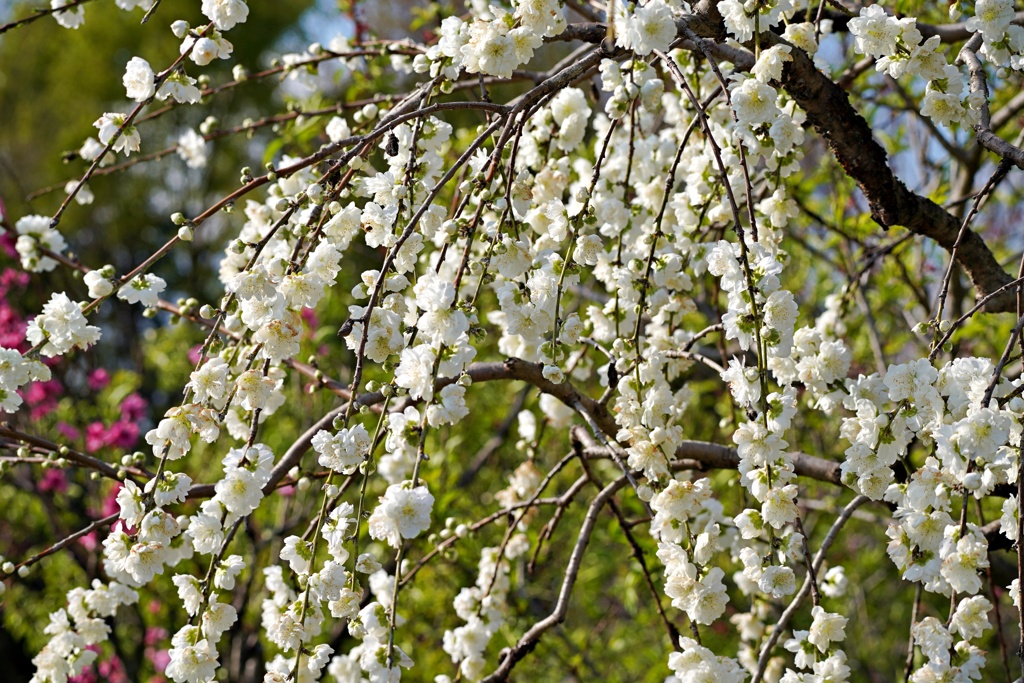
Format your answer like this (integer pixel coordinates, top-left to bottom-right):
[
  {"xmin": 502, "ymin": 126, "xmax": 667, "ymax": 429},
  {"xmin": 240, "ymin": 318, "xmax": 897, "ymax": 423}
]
[
  {"xmin": 667, "ymin": 637, "xmax": 745, "ymax": 682},
  {"xmin": 29, "ymin": 581, "xmax": 139, "ymax": 683},
  {"xmin": 260, "ymin": 504, "xmax": 419, "ymax": 682},
  {"xmin": 922, "ymin": 64, "xmax": 984, "ymax": 130},
  {"xmin": 168, "ymin": 560, "xmax": 241, "ymax": 682},
  {"xmin": 780, "ymin": 607, "xmax": 850, "ymax": 681},
  {"xmin": 965, "ymin": 0, "xmax": 1024, "ymax": 69},
  {"xmin": 906, "ymin": 608, "xmax": 988, "ymax": 682},
  {"xmin": 26, "ymin": 292, "xmax": 101, "ymax": 357},
  {"xmin": 442, "ymin": 539, "xmax": 525, "ymax": 681},
  {"xmin": 613, "ymin": 0, "xmax": 678, "ymax": 57},
  {"xmin": 720, "ymin": 0, "xmax": 794, "ymax": 43},
  {"xmin": 657, "ymin": 504, "xmax": 732, "ymax": 626},
  {"xmin": 212, "ymin": 444, "xmax": 274, "ymax": 519},
  {"xmin": 842, "ymin": 357, "xmax": 1020, "ymax": 597},
  {"xmin": 848, "ymin": 5, "xmax": 986, "ymax": 129},
  {"xmin": 14, "ymin": 214, "xmax": 66, "ymax": 272},
  {"xmin": 729, "ymin": 46, "xmax": 806, "ymax": 175},
  {"xmin": 15, "ymin": 1, "xmax": 1024, "ymax": 680},
  {"xmin": 174, "ymin": 133, "xmax": 470, "ymax": 678},
  {"xmin": 180, "ymin": 27, "xmax": 234, "ymax": 67},
  {"xmin": 367, "ymin": 483, "xmax": 434, "ymax": 548},
  {"xmin": 706, "ymin": 241, "xmax": 805, "ymax": 586},
  {"xmin": 313, "ymin": 424, "xmax": 371, "ymax": 475},
  {"xmin": 102, "ymin": 509, "xmax": 192, "ymax": 586},
  {"xmin": 0, "ymin": 348, "xmax": 50, "ymax": 412},
  {"xmin": 416, "ymin": 0, "xmax": 563, "ymax": 80}
]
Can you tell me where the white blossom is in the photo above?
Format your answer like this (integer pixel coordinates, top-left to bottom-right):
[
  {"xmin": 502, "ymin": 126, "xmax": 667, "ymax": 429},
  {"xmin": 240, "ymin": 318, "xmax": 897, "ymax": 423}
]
[
  {"xmin": 122, "ymin": 56, "xmax": 155, "ymax": 101},
  {"xmin": 368, "ymin": 484, "xmax": 435, "ymax": 548}
]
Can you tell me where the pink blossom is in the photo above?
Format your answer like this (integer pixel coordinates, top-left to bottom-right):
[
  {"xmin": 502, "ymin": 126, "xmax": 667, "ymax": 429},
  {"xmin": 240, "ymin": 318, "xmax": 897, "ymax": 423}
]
[
  {"xmin": 56, "ymin": 422, "xmax": 81, "ymax": 440},
  {"xmin": 0, "ymin": 268, "xmax": 28, "ymax": 297},
  {"xmin": 188, "ymin": 344, "xmax": 203, "ymax": 365},
  {"xmin": 69, "ymin": 668, "xmax": 97, "ymax": 683},
  {"xmin": 107, "ymin": 420, "xmax": 139, "ymax": 449},
  {"xmin": 78, "ymin": 530, "xmax": 98, "ymax": 551},
  {"xmin": 145, "ymin": 626, "xmax": 168, "ymax": 645},
  {"xmin": 0, "ymin": 303, "xmax": 25, "ymax": 348},
  {"xmin": 23, "ymin": 378, "xmax": 62, "ymax": 419},
  {"xmin": 87, "ymin": 368, "xmax": 110, "ymax": 391},
  {"xmin": 0, "ymin": 232, "xmax": 15, "ymax": 259},
  {"xmin": 120, "ymin": 392, "xmax": 147, "ymax": 422},
  {"xmin": 97, "ymin": 655, "xmax": 128, "ymax": 683},
  {"xmin": 85, "ymin": 422, "xmax": 108, "ymax": 453},
  {"xmin": 38, "ymin": 468, "xmax": 68, "ymax": 493},
  {"xmin": 150, "ymin": 650, "xmax": 170, "ymax": 673},
  {"xmin": 23, "ymin": 381, "xmax": 55, "ymax": 405},
  {"xmin": 301, "ymin": 307, "xmax": 319, "ymax": 338},
  {"xmin": 83, "ymin": 419, "xmax": 139, "ymax": 452}
]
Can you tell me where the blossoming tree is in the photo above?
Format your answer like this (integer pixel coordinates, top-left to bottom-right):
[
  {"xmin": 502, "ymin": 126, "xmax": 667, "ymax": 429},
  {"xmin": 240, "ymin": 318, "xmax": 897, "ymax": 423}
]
[{"xmin": 4, "ymin": 0, "xmax": 1024, "ymax": 680}]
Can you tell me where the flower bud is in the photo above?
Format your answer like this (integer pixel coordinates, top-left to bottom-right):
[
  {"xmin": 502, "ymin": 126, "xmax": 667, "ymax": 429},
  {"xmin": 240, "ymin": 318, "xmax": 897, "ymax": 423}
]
[{"xmin": 361, "ymin": 103, "xmax": 379, "ymax": 120}]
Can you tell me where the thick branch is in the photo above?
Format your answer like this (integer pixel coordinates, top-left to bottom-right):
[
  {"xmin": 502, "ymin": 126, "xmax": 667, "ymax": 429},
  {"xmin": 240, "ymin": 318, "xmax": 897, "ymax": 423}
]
[
  {"xmin": 671, "ymin": 440, "xmax": 841, "ymax": 485},
  {"xmin": 201, "ymin": 356, "xmax": 842, "ymax": 500},
  {"xmin": 764, "ymin": 32, "xmax": 1017, "ymax": 312}
]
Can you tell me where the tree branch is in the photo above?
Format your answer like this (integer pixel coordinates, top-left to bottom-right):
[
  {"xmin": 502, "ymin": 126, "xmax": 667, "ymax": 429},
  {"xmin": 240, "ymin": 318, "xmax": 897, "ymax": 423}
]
[
  {"xmin": 481, "ymin": 474, "xmax": 628, "ymax": 682},
  {"xmin": 764, "ymin": 31, "xmax": 1017, "ymax": 312},
  {"xmin": 960, "ymin": 35, "xmax": 1024, "ymax": 170}
]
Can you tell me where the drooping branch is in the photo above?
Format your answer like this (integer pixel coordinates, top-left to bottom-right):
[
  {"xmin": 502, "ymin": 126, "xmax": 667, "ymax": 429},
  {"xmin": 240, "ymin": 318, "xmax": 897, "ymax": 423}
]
[
  {"xmin": 0, "ymin": 0, "xmax": 99, "ymax": 35},
  {"xmin": 480, "ymin": 474, "xmax": 629, "ymax": 682},
  {"xmin": 752, "ymin": 495, "xmax": 870, "ymax": 683},
  {"xmin": 4, "ymin": 512, "xmax": 119, "ymax": 577}
]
